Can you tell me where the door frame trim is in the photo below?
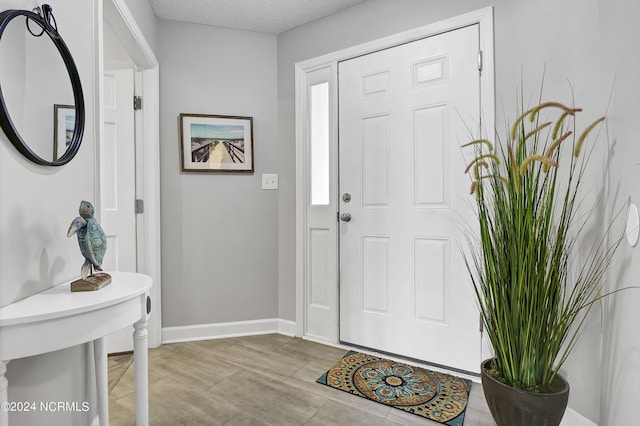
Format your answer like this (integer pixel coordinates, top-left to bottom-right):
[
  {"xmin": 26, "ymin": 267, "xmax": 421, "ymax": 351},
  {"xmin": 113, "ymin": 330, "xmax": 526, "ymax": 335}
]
[
  {"xmin": 95, "ymin": 0, "xmax": 162, "ymax": 347},
  {"xmin": 295, "ymin": 7, "xmax": 495, "ymax": 345}
]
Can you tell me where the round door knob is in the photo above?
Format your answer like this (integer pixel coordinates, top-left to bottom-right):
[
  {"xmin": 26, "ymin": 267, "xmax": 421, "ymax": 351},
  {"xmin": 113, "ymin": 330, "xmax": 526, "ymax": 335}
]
[{"xmin": 340, "ymin": 213, "xmax": 352, "ymax": 222}]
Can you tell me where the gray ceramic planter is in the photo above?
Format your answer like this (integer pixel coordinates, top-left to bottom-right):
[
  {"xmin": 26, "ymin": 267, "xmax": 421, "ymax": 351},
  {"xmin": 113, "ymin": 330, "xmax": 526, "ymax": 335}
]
[{"xmin": 481, "ymin": 358, "xmax": 570, "ymax": 426}]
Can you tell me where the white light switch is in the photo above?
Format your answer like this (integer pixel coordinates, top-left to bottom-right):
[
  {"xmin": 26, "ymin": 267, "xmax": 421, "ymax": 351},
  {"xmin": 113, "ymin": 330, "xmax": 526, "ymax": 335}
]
[{"xmin": 262, "ymin": 174, "xmax": 278, "ymax": 190}]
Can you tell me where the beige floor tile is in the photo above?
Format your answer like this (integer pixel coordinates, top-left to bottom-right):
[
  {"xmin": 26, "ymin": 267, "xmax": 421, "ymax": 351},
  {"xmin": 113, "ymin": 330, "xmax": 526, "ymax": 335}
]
[
  {"xmin": 108, "ymin": 356, "xmax": 133, "ymax": 392},
  {"xmin": 109, "ymin": 362, "xmax": 137, "ymax": 400},
  {"xmin": 211, "ymin": 341, "xmax": 308, "ymax": 382},
  {"xmin": 288, "ymin": 360, "xmax": 329, "ymax": 383},
  {"xmin": 286, "ymin": 361, "xmax": 391, "ymax": 418},
  {"xmin": 306, "ymin": 400, "xmax": 402, "ymax": 426},
  {"xmin": 463, "ymin": 417, "xmax": 497, "ymax": 426},
  {"xmin": 224, "ymin": 412, "xmax": 276, "ymax": 426},
  {"xmin": 109, "ymin": 397, "xmax": 136, "ymax": 426},
  {"xmin": 234, "ymin": 333, "xmax": 294, "ymax": 352},
  {"xmin": 148, "ymin": 343, "xmax": 179, "ymax": 360},
  {"xmin": 149, "ymin": 344, "xmax": 241, "ymax": 391},
  {"xmin": 108, "ymin": 335, "xmax": 496, "ymax": 426},
  {"xmin": 207, "ymin": 371, "xmax": 327, "ymax": 425},
  {"xmin": 274, "ymin": 338, "xmax": 348, "ymax": 366},
  {"xmin": 116, "ymin": 377, "xmax": 241, "ymax": 425},
  {"xmin": 109, "ymin": 353, "xmax": 169, "ymax": 400},
  {"xmin": 181, "ymin": 337, "xmax": 243, "ymax": 354},
  {"xmin": 109, "ymin": 352, "xmax": 134, "ymax": 365},
  {"xmin": 385, "ymin": 408, "xmax": 449, "ymax": 426}
]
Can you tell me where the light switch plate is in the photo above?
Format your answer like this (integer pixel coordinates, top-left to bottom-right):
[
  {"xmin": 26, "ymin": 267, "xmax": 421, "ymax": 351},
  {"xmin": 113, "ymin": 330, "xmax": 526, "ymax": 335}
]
[{"xmin": 262, "ymin": 174, "xmax": 278, "ymax": 190}]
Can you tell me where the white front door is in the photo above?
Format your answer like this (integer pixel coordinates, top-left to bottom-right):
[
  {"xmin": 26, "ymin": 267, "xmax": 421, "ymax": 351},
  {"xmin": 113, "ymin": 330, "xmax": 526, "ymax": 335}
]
[
  {"xmin": 101, "ymin": 68, "xmax": 137, "ymax": 353},
  {"xmin": 339, "ymin": 25, "xmax": 481, "ymax": 372}
]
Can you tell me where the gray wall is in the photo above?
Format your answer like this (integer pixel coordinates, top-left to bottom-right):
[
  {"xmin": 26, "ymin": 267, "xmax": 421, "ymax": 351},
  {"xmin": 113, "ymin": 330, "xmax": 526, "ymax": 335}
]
[
  {"xmin": 122, "ymin": 0, "xmax": 158, "ymax": 54},
  {"xmin": 4, "ymin": 0, "xmax": 639, "ymax": 424},
  {"xmin": 158, "ymin": 20, "xmax": 279, "ymax": 327},
  {"xmin": 0, "ymin": 0, "xmax": 98, "ymax": 424},
  {"xmin": 598, "ymin": 1, "xmax": 640, "ymax": 425},
  {"xmin": 276, "ymin": 0, "xmax": 622, "ymax": 423}
]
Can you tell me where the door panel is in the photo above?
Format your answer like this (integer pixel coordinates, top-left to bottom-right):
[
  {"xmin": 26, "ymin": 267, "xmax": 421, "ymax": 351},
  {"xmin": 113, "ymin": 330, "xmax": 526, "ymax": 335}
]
[
  {"xmin": 102, "ymin": 68, "xmax": 137, "ymax": 353},
  {"xmin": 362, "ymin": 115, "xmax": 391, "ymax": 207},
  {"xmin": 339, "ymin": 25, "xmax": 481, "ymax": 372},
  {"xmin": 414, "ymin": 237, "xmax": 448, "ymax": 323},
  {"xmin": 361, "ymin": 236, "xmax": 390, "ymax": 314},
  {"xmin": 413, "ymin": 104, "xmax": 447, "ymax": 206}
]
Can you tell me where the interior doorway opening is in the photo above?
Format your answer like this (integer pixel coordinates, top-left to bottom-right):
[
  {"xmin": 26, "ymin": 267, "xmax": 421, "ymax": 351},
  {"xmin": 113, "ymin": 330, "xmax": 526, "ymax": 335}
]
[{"xmin": 98, "ymin": 0, "xmax": 162, "ymax": 351}]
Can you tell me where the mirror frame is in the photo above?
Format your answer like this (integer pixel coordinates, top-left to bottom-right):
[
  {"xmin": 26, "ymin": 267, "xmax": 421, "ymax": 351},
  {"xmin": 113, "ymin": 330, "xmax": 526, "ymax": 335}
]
[{"xmin": 0, "ymin": 8, "xmax": 85, "ymax": 166}]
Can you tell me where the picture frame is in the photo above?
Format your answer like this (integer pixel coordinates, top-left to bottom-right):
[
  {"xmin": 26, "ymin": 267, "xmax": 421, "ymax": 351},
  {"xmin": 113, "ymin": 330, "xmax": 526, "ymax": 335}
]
[
  {"xmin": 53, "ymin": 104, "xmax": 75, "ymax": 160},
  {"xmin": 179, "ymin": 113, "xmax": 254, "ymax": 173}
]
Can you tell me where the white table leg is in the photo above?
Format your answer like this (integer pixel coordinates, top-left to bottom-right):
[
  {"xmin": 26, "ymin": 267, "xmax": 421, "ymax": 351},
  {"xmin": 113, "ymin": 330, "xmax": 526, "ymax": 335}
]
[
  {"xmin": 94, "ymin": 338, "xmax": 108, "ymax": 426},
  {"xmin": 133, "ymin": 317, "xmax": 149, "ymax": 426},
  {"xmin": 0, "ymin": 360, "xmax": 9, "ymax": 426}
]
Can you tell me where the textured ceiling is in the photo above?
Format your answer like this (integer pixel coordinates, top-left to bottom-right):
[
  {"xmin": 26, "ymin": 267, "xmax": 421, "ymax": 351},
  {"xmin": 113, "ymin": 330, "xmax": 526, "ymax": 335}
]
[{"xmin": 150, "ymin": 0, "xmax": 365, "ymax": 34}]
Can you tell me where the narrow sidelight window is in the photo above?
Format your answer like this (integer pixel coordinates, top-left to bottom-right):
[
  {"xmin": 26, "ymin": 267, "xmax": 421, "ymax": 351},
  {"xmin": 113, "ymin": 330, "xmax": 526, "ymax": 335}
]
[{"xmin": 310, "ymin": 82, "xmax": 329, "ymax": 205}]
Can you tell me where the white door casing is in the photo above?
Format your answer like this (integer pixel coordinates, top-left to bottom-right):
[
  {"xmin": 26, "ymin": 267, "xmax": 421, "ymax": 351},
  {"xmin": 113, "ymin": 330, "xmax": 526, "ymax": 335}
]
[
  {"xmin": 295, "ymin": 8, "xmax": 495, "ymax": 368},
  {"xmin": 338, "ymin": 25, "xmax": 480, "ymax": 373}
]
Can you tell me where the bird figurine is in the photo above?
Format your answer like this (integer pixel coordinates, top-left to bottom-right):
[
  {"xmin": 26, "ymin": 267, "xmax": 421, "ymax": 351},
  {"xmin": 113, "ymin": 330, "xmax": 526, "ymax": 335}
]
[{"xmin": 67, "ymin": 200, "xmax": 107, "ymax": 280}]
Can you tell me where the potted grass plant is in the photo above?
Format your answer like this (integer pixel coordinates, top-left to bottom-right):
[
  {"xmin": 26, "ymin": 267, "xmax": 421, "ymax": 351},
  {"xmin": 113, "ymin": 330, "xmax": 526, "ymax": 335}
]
[{"xmin": 463, "ymin": 98, "xmax": 623, "ymax": 425}]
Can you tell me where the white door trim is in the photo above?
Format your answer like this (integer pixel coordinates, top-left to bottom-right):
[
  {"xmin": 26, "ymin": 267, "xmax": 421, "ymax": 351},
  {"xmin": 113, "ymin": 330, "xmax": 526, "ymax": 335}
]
[
  {"xmin": 295, "ymin": 7, "xmax": 495, "ymax": 346},
  {"xmin": 95, "ymin": 0, "xmax": 162, "ymax": 347}
]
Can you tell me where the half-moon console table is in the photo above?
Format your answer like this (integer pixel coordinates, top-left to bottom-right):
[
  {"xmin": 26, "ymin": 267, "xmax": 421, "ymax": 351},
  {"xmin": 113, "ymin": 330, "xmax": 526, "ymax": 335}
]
[{"xmin": 0, "ymin": 271, "xmax": 152, "ymax": 426}]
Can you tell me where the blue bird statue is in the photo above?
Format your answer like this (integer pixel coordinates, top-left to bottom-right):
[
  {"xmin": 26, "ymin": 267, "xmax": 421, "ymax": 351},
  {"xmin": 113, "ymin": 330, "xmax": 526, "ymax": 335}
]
[{"xmin": 67, "ymin": 200, "xmax": 107, "ymax": 280}]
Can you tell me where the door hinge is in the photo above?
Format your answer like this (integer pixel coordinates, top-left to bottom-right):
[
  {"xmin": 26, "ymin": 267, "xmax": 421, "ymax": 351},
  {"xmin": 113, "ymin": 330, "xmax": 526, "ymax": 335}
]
[
  {"xmin": 133, "ymin": 96, "xmax": 142, "ymax": 111},
  {"xmin": 477, "ymin": 50, "xmax": 483, "ymax": 72},
  {"xmin": 135, "ymin": 199, "xmax": 144, "ymax": 214}
]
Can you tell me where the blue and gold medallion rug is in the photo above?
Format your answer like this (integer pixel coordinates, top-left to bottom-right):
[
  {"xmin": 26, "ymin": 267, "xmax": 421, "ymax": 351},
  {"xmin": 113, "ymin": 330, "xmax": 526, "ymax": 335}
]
[{"xmin": 317, "ymin": 351, "xmax": 472, "ymax": 425}]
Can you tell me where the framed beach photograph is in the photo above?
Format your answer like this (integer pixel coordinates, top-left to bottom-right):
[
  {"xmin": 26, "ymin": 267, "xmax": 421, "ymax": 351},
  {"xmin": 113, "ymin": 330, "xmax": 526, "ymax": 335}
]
[
  {"xmin": 54, "ymin": 104, "xmax": 75, "ymax": 160},
  {"xmin": 180, "ymin": 113, "xmax": 254, "ymax": 173}
]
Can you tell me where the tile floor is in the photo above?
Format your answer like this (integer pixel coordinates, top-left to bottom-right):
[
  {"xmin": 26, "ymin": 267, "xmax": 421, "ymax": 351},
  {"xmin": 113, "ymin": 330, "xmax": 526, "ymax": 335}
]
[{"xmin": 108, "ymin": 334, "xmax": 495, "ymax": 425}]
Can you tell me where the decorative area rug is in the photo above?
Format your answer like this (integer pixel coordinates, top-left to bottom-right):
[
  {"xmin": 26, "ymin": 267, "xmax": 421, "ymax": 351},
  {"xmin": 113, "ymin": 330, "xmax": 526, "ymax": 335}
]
[{"xmin": 317, "ymin": 351, "xmax": 472, "ymax": 425}]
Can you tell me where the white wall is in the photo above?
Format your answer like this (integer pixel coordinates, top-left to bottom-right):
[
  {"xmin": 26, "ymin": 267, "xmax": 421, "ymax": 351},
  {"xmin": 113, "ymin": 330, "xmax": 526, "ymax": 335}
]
[
  {"xmin": 158, "ymin": 20, "xmax": 279, "ymax": 327},
  {"xmin": 0, "ymin": 0, "xmax": 98, "ymax": 424},
  {"xmin": 276, "ymin": 0, "xmax": 619, "ymax": 423}
]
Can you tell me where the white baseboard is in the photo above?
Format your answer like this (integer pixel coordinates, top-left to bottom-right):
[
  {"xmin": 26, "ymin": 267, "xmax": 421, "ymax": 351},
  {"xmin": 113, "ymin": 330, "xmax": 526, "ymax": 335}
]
[
  {"xmin": 162, "ymin": 318, "xmax": 297, "ymax": 343},
  {"xmin": 561, "ymin": 408, "xmax": 597, "ymax": 426}
]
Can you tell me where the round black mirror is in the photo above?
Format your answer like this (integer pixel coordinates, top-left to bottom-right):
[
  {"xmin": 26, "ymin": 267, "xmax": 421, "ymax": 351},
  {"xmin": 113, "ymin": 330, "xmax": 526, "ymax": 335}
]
[{"xmin": 0, "ymin": 5, "xmax": 84, "ymax": 166}]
